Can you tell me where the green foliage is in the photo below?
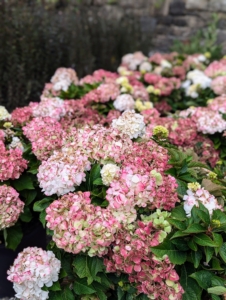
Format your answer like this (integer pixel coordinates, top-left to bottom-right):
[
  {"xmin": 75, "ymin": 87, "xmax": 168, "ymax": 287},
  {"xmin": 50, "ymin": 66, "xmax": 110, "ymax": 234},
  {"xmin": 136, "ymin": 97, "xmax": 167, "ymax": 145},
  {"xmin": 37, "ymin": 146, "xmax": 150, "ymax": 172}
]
[
  {"xmin": 171, "ymin": 14, "xmax": 222, "ymax": 60},
  {"xmin": 152, "ymin": 203, "xmax": 226, "ymax": 299}
]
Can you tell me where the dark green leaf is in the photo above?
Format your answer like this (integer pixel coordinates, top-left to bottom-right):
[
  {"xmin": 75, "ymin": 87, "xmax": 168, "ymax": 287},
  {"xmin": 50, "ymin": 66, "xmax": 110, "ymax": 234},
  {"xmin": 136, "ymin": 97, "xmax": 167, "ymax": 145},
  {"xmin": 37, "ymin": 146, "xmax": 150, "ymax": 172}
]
[
  {"xmin": 190, "ymin": 270, "xmax": 213, "ymax": 290},
  {"xmin": 73, "ymin": 278, "xmax": 96, "ymax": 295},
  {"xmin": 12, "ymin": 174, "xmax": 34, "ymax": 191},
  {"xmin": 196, "ymin": 209, "xmax": 210, "ymax": 224},
  {"xmin": 187, "ymin": 238, "xmax": 198, "ymax": 251},
  {"xmin": 183, "ymin": 224, "xmax": 206, "ymax": 234},
  {"xmin": 219, "ymin": 243, "xmax": 226, "ymax": 263},
  {"xmin": 5, "ymin": 223, "xmax": 23, "ymax": 250},
  {"xmin": 33, "ymin": 197, "xmax": 52, "ymax": 212},
  {"xmin": 171, "ymin": 205, "xmax": 186, "ymax": 221},
  {"xmin": 205, "ymin": 247, "xmax": 214, "ymax": 264},
  {"xmin": 20, "ymin": 190, "xmax": 37, "ymax": 205},
  {"xmin": 19, "ymin": 206, "xmax": 33, "ymax": 222},
  {"xmin": 171, "ymin": 230, "xmax": 190, "ymax": 239},
  {"xmin": 151, "ymin": 239, "xmax": 187, "ymax": 264},
  {"xmin": 180, "ymin": 265, "xmax": 202, "ymax": 300},
  {"xmin": 168, "ymin": 219, "xmax": 186, "ymax": 230},
  {"xmin": 191, "ymin": 250, "xmax": 202, "ymax": 268},
  {"xmin": 193, "ymin": 234, "xmax": 218, "ymax": 247},
  {"xmin": 211, "ymin": 257, "xmax": 224, "ymax": 271},
  {"xmin": 39, "ymin": 210, "xmax": 47, "ymax": 227},
  {"xmin": 212, "ymin": 233, "xmax": 223, "ymax": 247}
]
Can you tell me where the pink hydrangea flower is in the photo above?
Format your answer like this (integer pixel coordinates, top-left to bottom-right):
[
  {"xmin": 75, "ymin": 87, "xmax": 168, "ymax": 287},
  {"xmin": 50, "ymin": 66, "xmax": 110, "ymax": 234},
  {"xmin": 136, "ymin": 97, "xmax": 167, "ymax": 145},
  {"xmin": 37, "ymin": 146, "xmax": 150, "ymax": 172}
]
[
  {"xmin": 7, "ymin": 247, "xmax": 61, "ymax": 300},
  {"xmin": 0, "ymin": 185, "xmax": 24, "ymax": 229}
]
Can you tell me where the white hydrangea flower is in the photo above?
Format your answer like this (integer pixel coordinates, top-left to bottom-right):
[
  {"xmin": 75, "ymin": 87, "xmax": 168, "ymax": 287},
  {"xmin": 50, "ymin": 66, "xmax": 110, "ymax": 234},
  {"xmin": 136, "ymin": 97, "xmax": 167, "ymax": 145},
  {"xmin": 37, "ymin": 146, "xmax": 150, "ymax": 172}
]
[
  {"xmin": 0, "ymin": 106, "xmax": 11, "ymax": 121},
  {"xmin": 51, "ymin": 67, "xmax": 78, "ymax": 92},
  {"xmin": 187, "ymin": 69, "xmax": 212, "ymax": 89},
  {"xmin": 101, "ymin": 163, "xmax": 120, "ymax": 186},
  {"xmin": 113, "ymin": 94, "xmax": 135, "ymax": 111},
  {"xmin": 7, "ymin": 247, "xmax": 61, "ymax": 300},
  {"xmin": 139, "ymin": 61, "xmax": 152, "ymax": 72},
  {"xmin": 9, "ymin": 137, "xmax": 24, "ymax": 152},
  {"xmin": 160, "ymin": 59, "xmax": 172, "ymax": 69},
  {"xmin": 112, "ymin": 110, "xmax": 146, "ymax": 139},
  {"xmin": 183, "ymin": 187, "xmax": 222, "ymax": 217}
]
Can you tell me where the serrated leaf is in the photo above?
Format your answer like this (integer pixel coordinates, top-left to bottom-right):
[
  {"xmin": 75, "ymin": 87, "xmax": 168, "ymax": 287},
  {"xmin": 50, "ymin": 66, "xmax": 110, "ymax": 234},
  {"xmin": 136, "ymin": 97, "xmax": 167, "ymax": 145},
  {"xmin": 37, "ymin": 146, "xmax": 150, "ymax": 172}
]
[
  {"xmin": 49, "ymin": 287, "xmax": 75, "ymax": 300},
  {"xmin": 219, "ymin": 243, "xmax": 226, "ymax": 263},
  {"xmin": 212, "ymin": 233, "xmax": 223, "ymax": 247},
  {"xmin": 171, "ymin": 205, "xmax": 187, "ymax": 221},
  {"xmin": 187, "ymin": 238, "xmax": 198, "ymax": 251},
  {"xmin": 93, "ymin": 178, "xmax": 103, "ymax": 185},
  {"xmin": 5, "ymin": 223, "xmax": 23, "ymax": 250},
  {"xmin": 168, "ymin": 219, "xmax": 186, "ymax": 230},
  {"xmin": 151, "ymin": 239, "xmax": 187, "ymax": 265},
  {"xmin": 191, "ymin": 250, "xmax": 202, "ymax": 268},
  {"xmin": 49, "ymin": 281, "xmax": 61, "ymax": 291},
  {"xmin": 33, "ymin": 197, "xmax": 52, "ymax": 212},
  {"xmin": 73, "ymin": 278, "xmax": 96, "ymax": 295},
  {"xmin": 193, "ymin": 234, "xmax": 218, "ymax": 247},
  {"xmin": 73, "ymin": 255, "xmax": 104, "ymax": 285},
  {"xmin": 207, "ymin": 286, "xmax": 226, "ymax": 295},
  {"xmin": 12, "ymin": 174, "xmax": 34, "ymax": 191},
  {"xmin": 205, "ymin": 247, "xmax": 214, "ymax": 264},
  {"xmin": 20, "ymin": 190, "xmax": 37, "ymax": 205},
  {"xmin": 211, "ymin": 257, "xmax": 224, "ymax": 271},
  {"xmin": 180, "ymin": 265, "xmax": 202, "ymax": 300},
  {"xmin": 196, "ymin": 209, "xmax": 210, "ymax": 224},
  {"xmin": 171, "ymin": 230, "xmax": 190, "ymax": 239},
  {"xmin": 19, "ymin": 206, "xmax": 33, "ymax": 222},
  {"xmin": 183, "ymin": 224, "xmax": 206, "ymax": 234},
  {"xmin": 190, "ymin": 270, "xmax": 213, "ymax": 290}
]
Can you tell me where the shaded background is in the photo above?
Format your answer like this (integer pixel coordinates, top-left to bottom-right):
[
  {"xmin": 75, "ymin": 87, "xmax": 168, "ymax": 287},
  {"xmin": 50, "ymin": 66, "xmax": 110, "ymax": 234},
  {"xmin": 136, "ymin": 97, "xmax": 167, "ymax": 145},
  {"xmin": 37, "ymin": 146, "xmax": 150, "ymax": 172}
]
[{"xmin": 0, "ymin": 0, "xmax": 226, "ymax": 110}]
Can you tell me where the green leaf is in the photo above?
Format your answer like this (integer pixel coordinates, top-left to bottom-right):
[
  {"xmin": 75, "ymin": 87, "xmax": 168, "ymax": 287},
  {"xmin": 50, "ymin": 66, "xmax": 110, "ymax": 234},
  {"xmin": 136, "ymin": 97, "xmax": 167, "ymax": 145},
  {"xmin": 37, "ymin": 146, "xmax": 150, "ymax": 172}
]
[
  {"xmin": 49, "ymin": 287, "xmax": 75, "ymax": 300},
  {"xmin": 207, "ymin": 286, "xmax": 226, "ymax": 295},
  {"xmin": 190, "ymin": 270, "xmax": 213, "ymax": 290},
  {"xmin": 49, "ymin": 281, "xmax": 61, "ymax": 291},
  {"xmin": 89, "ymin": 164, "xmax": 101, "ymax": 188},
  {"xmin": 193, "ymin": 234, "xmax": 218, "ymax": 247},
  {"xmin": 171, "ymin": 205, "xmax": 186, "ymax": 221},
  {"xmin": 211, "ymin": 295, "xmax": 221, "ymax": 300},
  {"xmin": 187, "ymin": 238, "xmax": 198, "ymax": 251},
  {"xmin": 33, "ymin": 197, "xmax": 52, "ymax": 212},
  {"xmin": 211, "ymin": 257, "xmax": 224, "ymax": 271},
  {"xmin": 212, "ymin": 210, "xmax": 226, "ymax": 224},
  {"xmin": 170, "ymin": 230, "xmax": 190, "ymax": 239},
  {"xmin": 180, "ymin": 265, "xmax": 202, "ymax": 300},
  {"xmin": 168, "ymin": 219, "xmax": 186, "ymax": 230},
  {"xmin": 183, "ymin": 224, "xmax": 206, "ymax": 234},
  {"xmin": 93, "ymin": 178, "xmax": 103, "ymax": 185},
  {"xmin": 191, "ymin": 250, "xmax": 202, "ymax": 268},
  {"xmin": 151, "ymin": 239, "xmax": 187, "ymax": 265},
  {"xmin": 5, "ymin": 223, "xmax": 23, "ymax": 250},
  {"xmin": 196, "ymin": 209, "xmax": 210, "ymax": 224},
  {"xmin": 212, "ymin": 233, "xmax": 223, "ymax": 247},
  {"xmin": 205, "ymin": 247, "xmax": 214, "ymax": 264},
  {"xmin": 12, "ymin": 174, "xmax": 34, "ymax": 191},
  {"xmin": 177, "ymin": 179, "xmax": 187, "ymax": 197},
  {"xmin": 73, "ymin": 255, "xmax": 104, "ymax": 285},
  {"xmin": 39, "ymin": 210, "xmax": 47, "ymax": 227},
  {"xmin": 92, "ymin": 282, "xmax": 107, "ymax": 300},
  {"xmin": 73, "ymin": 278, "xmax": 96, "ymax": 295},
  {"xmin": 219, "ymin": 243, "xmax": 226, "ymax": 263},
  {"xmin": 20, "ymin": 190, "xmax": 37, "ymax": 205},
  {"xmin": 19, "ymin": 206, "xmax": 33, "ymax": 222}
]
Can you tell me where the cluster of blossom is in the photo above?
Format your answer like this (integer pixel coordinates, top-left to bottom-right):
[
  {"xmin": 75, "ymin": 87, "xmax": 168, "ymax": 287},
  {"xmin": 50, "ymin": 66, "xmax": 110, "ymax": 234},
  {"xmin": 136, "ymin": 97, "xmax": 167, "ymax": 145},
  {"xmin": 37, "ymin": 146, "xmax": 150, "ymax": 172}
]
[
  {"xmin": 37, "ymin": 145, "xmax": 91, "ymax": 196},
  {"xmin": 106, "ymin": 165, "xmax": 179, "ymax": 224},
  {"xmin": 113, "ymin": 94, "xmax": 135, "ymax": 111},
  {"xmin": 11, "ymin": 106, "xmax": 33, "ymax": 126},
  {"xmin": 46, "ymin": 192, "xmax": 121, "ymax": 256},
  {"xmin": 0, "ymin": 106, "xmax": 11, "ymax": 121},
  {"xmin": 0, "ymin": 141, "xmax": 28, "ymax": 181},
  {"xmin": 7, "ymin": 247, "xmax": 61, "ymax": 300},
  {"xmin": 62, "ymin": 125, "xmax": 133, "ymax": 163},
  {"xmin": 181, "ymin": 69, "xmax": 212, "ymax": 98},
  {"xmin": 121, "ymin": 52, "xmax": 148, "ymax": 71},
  {"xmin": 104, "ymin": 218, "xmax": 183, "ymax": 300},
  {"xmin": 31, "ymin": 96, "xmax": 66, "ymax": 120},
  {"xmin": 183, "ymin": 183, "xmax": 223, "ymax": 216},
  {"xmin": 0, "ymin": 185, "xmax": 24, "ymax": 229},
  {"xmin": 51, "ymin": 67, "xmax": 79, "ymax": 91},
  {"xmin": 211, "ymin": 75, "xmax": 226, "ymax": 95},
  {"xmin": 207, "ymin": 96, "xmax": 226, "ymax": 114},
  {"xmin": 23, "ymin": 117, "xmax": 65, "ymax": 161},
  {"xmin": 204, "ymin": 60, "xmax": 226, "ymax": 78},
  {"xmin": 112, "ymin": 110, "xmax": 146, "ymax": 139}
]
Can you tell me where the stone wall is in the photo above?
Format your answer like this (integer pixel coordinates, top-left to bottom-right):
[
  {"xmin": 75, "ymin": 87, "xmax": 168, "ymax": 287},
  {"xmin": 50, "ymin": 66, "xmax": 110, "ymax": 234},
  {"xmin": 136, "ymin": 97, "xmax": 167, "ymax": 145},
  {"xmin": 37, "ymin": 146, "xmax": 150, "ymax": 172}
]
[{"xmin": 78, "ymin": 0, "xmax": 226, "ymax": 53}]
